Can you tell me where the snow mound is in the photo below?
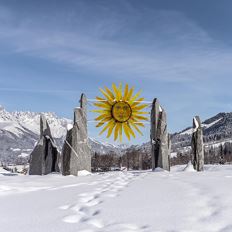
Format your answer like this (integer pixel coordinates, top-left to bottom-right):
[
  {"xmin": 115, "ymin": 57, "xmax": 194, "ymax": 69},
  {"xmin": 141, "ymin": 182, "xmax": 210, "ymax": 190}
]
[
  {"xmin": 0, "ymin": 167, "xmax": 10, "ymax": 174},
  {"xmin": 78, "ymin": 170, "xmax": 92, "ymax": 176},
  {"xmin": 183, "ymin": 161, "xmax": 196, "ymax": 172},
  {"xmin": 66, "ymin": 123, "xmax": 73, "ymax": 131},
  {"xmin": 153, "ymin": 167, "xmax": 168, "ymax": 172}
]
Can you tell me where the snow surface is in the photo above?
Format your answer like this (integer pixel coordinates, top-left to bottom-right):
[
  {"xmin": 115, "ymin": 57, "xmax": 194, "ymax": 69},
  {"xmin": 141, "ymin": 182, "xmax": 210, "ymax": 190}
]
[
  {"xmin": 180, "ymin": 127, "xmax": 193, "ymax": 135},
  {"xmin": 170, "ymin": 152, "xmax": 177, "ymax": 158},
  {"xmin": 202, "ymin": 118, "xmax": 223, "ymax": 129},
  {"xmin": 10, "ymin": 148, "xmax": 21, "ymax": 152},
  {"xmin": 204, "ymin": 138, "xmax": 232, "ymax": 149},
  {"xmin": 183, "ymin": 161, "xmax": 196, "ymax": 172},
  {"xmin": 1, "ymin": 165, "xmax": 232, "ymax": 232},
  {"xmin": 18, "ymin": 152, "xmax": 30, "ymax": 158},
  {"xmin": 67, "ymin": 123, "xmax": 73, "ymax": 131},
  {"xmin": 0, "ymin": 167, "xmax": 10, "ymax": 174},
  {"xmin": 78, "ymin": 170, "xmax": 92, "ymax": 176}
]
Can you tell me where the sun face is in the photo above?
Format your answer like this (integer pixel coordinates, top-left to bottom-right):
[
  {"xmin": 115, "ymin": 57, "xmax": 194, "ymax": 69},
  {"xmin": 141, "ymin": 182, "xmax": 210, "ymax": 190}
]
[
  {"xmin": 93, "ymin": 83, "xmax": 149, "ymax": 142},
  {"xmin": 112, "ymin": 101, "xmax": 132, "ymax": 123}
]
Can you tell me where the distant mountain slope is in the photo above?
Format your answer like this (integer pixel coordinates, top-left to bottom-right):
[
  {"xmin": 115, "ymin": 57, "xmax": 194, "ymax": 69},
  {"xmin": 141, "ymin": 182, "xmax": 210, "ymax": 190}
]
[
  {"xmin": 0, "ymin": 106, "xmax": 70, "ymax": 164},
  {"xmin": 129, "ymin": 112, "xmax": 232, "ymax": 165},
  {"xmin": 1, "ymin": 105, "xmax": 232, "ymax": 165},
  {"xmin": 171, "ymin": 112, "xmax": 232, "ymax": 153},
  {"xmin": 0, "ymin": 106, "xmax": 125, "ymax": 164}
]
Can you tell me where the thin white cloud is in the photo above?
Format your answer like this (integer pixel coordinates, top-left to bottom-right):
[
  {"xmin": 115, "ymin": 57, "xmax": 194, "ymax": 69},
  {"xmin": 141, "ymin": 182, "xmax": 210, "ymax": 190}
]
[
  {"xmin": 0, "ymin": 87, "xmax": 77, "ymax": 94},
  {"xmin": 0, "ymin": 3, "xmax": 232, "ymax": 84}
]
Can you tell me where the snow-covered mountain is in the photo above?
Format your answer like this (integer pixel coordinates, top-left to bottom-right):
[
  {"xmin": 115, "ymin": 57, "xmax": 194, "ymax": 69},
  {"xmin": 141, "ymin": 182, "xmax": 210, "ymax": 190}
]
[
  {"xmin": 89, "ymin": 138, "xmax": 128, "ymax": 156},
  {"xmin": 0, "ymin": 106, "xmax": 71, "ymax": 164},
  {"xmin": 0, "ymin": 106, "xmax": 69, "ymax": 138},
  {"xmin": 1, "ymin": 104, "xmax": 232, "ymax": 165},
  {"xmin": 134, "ymin": 112, "xmax": 232, "ymax": 155},
  {"xmin": 122, "ymin": 112, "xmax": 232, "ymax": 165},
  {"xmin": 171, "ymin": 112, "xmax": 232, "ymax": 153},
  {"xmin": 0, "ymin": 106, "xmax": 125, "ymax": 164}
]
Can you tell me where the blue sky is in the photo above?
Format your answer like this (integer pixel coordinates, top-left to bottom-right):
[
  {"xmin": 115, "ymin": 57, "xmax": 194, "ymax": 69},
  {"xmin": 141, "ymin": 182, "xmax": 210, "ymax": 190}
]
[{"xmin": 0, "ymin": 0, "xmax": 232, "ymax": 144}]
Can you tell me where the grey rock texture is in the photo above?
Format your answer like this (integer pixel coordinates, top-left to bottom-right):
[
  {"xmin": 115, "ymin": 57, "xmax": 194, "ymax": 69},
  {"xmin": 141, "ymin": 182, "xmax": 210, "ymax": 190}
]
[
  {"xmin": 191, "ymin": 116, "xmax": 204, "ymax": 171},
  {"xmin": 151, "ymin": 98, "xmax": 170, "ymax": 171},
  {"xmin": 40, "ymin": 115, "xmax": 52, "ymax": 139},
  {"xmin": 61, "ymin": 94, "xmax": 91, "ymax": 176},
  {"xmin": 29, "ymin": 115, "xmax": 60, "ymax": 175},
  {"xmin": 61, "ymin": 129, "xmax": 72, "ymax": 176}
]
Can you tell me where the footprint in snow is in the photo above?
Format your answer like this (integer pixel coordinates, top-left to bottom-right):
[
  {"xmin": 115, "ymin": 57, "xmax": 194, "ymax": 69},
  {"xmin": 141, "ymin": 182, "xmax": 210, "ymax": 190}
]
[
  {"xmin": 58, "ymin": 204, "xmax": 71, "ymax": 210},
  {"xmin": 87, "ymin": 218, "xmax": 104, "ymax": 229},
  {"xmin": 62, "ymin": 212, "xmax": 85, "ymax": 224},
  {"xmin": 85, "ymin": 199, "xmax": 102, "ymax": 207}
]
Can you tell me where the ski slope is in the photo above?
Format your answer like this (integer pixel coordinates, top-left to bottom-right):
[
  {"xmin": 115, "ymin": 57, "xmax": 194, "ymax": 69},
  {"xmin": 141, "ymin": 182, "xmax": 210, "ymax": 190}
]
[{"xmin": 0, "ymin": 165, "xmax": 232, "ymax": 232}]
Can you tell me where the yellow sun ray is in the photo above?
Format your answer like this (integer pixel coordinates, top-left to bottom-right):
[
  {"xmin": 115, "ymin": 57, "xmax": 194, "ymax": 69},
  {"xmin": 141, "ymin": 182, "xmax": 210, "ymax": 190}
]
[
  {"xmin": 132, "ymin": 111, "xmax": 149, "ymax": 115},
  {"xmin": 118, "ymin": 83, "xmax": 123, "ymax": 100},
  {"xmin": 130, "ymin": 117, "xmax": 145, "ymax": 127},
  {"xmin": 93, "ymin": 102, "xmax": 111, "ymax": 109},
  {"xmin": 95, "ymin": 114, "xmax": 111, "ymax": 121},
  {"xmin": 114, "ymin": 123, "xmax": 120, "ymax": 141},
  {"xmin": 131, "ymin": 104, "xmax": 148, "ymax": 110},
  {"xmin": 125, "ymin": 123, "xmax": 136, "ymax": 138},
  {"xmin": 99, "ymin": 120, "xmax": 114, "ymax": 135},
  {"xmin": 112, "ymin": 83, "xmax": 120, "ymax": 101},
  {"xmin": 96, "ymin": 117, "xmax": 112, "ymax": 126},
  {"xmin": 96, "ymin": 96, "xmax": 105, "ymax": 101},
  {"xmin": 131, "ymin": 98, "xmax": 145, "ymax": 107},
  {"xmin": 99, "ymin": 88, "xmax": 114, "ymax": 102},
  {"xmin": 123, "ymin": 123, "xmax": 131, "ymax": 140},
  {"xmin": 129, "ymin": 90, "xmax": 142, "ymax": 104},
  {"xmin": 105, "ymin": 86, "xmax": 115, "ymax": 101},
  {"xmin": 123, "ymin": 84, "xmax": 129, "ymax": 101},
  {"xmin": 119, "ymin": 123, "xmax": 123, "ymax": 142},
  {"xmin": 107, "ymin": 121, "xmax": 116, "ymax": 138},
  {"xmin": 91, "ymin": 109, "xmax": 111, "ymax": 114},
  {"xmin": 133, "ymin": 115, "xmax": 149, "ymax": 121},
  {"xmin": 134, "ymin": 122, "xmax": 145, "ymax": 127},
  {"xmin": 96, "ymin": 122, "xmax": 104, "ymax": 127},
  {"xmin": 130, "ymin": 122, "xmax": 143, "ymax": 136},
  {"xmin": 126, "ymin": 87, "xmax": 134, "ymax": 101}
]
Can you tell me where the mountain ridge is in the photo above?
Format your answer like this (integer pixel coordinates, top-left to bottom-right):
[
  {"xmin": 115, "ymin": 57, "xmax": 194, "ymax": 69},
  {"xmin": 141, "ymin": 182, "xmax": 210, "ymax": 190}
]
[
  {"xmin": 0, "ymin": 106, "xmax": 125, "ymax": 164},
  {"xmin": 1, "ymin": 105, "xmax": 232, "ymax": 164}
]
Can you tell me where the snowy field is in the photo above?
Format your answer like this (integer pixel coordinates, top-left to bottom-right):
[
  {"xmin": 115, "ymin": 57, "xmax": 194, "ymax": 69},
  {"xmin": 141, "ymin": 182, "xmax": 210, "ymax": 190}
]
[{"xmin": 1, "ymin": 165, "xmax": 232, "ymax": 232}]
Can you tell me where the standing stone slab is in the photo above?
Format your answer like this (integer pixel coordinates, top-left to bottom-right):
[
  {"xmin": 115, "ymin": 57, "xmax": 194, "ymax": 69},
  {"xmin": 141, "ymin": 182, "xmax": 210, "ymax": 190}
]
[
  {"xmin": 62, "ymin": 94, "xmax": 91, "ymax": 176},
  {"xmin": 151, "ymin": 98, "xmax": 170, "ymax": 171},
  {"xmin": 29, "ymin": 115, "xmax": 60, "ymax": 175},
  {"xmin": 61, "ymin": 128, "xmax": 72, "ymax": 176},
  {"xmin": 151, "ymin": 98, "xmax": 160, "ymax": 169},
  {"xmin": 191, "ymin": 116, "xmax": 204, "ymax": 171}
]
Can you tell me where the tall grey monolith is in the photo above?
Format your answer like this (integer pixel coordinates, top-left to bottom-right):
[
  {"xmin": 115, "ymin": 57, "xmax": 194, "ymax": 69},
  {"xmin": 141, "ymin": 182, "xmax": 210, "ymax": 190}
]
[
  {"xmin": 151, "ymin": 98, "xmax": 170, "ymax": 171},
  {"xmin": 29, "ymin": 115, "xmax": 60, "ymax": 175},
  {"xmin": 191, "ymin": 116, "xmax": 204, "ymax": 171},
  {"xmin": 61, "ymin": 94, "xmax": 91, "ymax": 176}
]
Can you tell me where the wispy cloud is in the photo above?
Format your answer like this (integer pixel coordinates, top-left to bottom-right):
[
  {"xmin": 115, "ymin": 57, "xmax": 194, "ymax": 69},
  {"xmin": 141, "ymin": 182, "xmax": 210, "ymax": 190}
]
[
  {"xmin": 0, "ymin": 87, "xmax": 78, "ymax": 94},
  {"xmin": 0, "ymin": 2, "xmax": 232, "ymax": 83}
]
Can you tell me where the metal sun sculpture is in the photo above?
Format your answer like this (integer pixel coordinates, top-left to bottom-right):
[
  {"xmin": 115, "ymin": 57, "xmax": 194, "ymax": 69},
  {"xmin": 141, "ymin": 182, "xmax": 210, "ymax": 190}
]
[{"xmin": 93, "ymin": 83, "xmax": 149, "ymax": 142}]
